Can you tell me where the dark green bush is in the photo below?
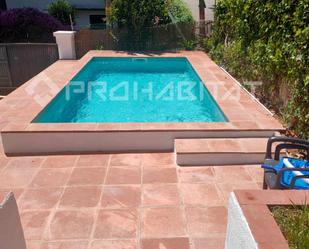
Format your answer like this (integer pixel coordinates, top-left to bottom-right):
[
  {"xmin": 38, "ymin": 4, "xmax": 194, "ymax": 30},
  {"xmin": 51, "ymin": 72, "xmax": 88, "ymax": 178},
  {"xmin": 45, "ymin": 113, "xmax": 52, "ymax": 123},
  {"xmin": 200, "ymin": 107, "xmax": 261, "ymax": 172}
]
[
  {"xmin": 48, "ymin": 0, "xmax": 75, "ymax": 25},
  {"xmin": 182, "ymin": 39, "xmax": 197, "ymax": 50},
  {"xmin": 206, "ymin": 0, "xmax": 309, "ymax": 139}
]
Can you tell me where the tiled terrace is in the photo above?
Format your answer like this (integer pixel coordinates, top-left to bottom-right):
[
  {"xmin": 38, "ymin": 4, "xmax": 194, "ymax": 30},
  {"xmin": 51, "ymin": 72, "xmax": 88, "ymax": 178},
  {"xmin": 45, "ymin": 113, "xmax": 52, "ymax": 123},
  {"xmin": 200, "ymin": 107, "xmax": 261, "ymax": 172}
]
[
  {"xmin": 0, "ymin": 51, "xmax": 283, "ymax": 155},
  {"xmin": 0, "ymin": 137, "xmax": 264, "ymax": 249}
]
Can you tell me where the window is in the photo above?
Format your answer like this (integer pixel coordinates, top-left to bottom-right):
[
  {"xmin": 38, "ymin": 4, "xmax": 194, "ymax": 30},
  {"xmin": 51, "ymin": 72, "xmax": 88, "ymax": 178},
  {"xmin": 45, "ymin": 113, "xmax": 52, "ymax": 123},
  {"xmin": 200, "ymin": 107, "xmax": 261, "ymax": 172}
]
[{"xmin": 89, "ymin": 14, "xmax": 106, "ymax": 29}]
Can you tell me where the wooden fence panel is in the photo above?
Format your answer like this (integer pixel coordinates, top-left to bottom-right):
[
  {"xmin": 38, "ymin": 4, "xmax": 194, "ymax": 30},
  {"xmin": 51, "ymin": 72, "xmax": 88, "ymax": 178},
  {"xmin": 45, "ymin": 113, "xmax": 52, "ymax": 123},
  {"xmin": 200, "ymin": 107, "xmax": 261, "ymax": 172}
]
[
  {"xmin": 0, "ymin": 45, "xmax": 12, "ymax": 87},
  {"xmin": 5, "ymin": 43, "xmax": 58, "ymax": 87}
]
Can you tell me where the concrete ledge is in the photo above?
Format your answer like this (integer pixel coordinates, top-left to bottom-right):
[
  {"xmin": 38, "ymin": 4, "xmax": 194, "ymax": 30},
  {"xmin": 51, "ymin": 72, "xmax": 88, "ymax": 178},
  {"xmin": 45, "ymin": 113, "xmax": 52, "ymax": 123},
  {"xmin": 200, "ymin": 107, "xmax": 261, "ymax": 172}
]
[
  {"xmin": 2, "ymin": 130, "xmax": 274, "ymax": 155},
  {"xmin": 177, "ymin": 153, "xmax": 265, "ymax": 166}
]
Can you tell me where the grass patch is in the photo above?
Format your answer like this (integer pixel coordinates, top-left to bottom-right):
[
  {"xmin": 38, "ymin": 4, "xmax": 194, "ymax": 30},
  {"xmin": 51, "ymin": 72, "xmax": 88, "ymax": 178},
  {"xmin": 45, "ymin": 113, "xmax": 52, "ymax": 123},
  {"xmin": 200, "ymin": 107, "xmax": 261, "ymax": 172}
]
[{"xmin": 271, "ymin": 204, "xmax": 309, "ymax": 249}]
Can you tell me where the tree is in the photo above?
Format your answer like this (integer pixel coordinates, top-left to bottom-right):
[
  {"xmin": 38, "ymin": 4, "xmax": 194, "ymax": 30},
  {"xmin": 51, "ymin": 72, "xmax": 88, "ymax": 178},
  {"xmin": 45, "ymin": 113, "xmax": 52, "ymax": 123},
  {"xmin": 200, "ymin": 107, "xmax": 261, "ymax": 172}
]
[
  {"xmin": 48, "ymin": 0, "xmax": 74, "ymax": 26},
  {"xmin": 167, "ymin": 0, "xmax": 194, "ymax": 24},
  {"xmin": 0, "ymin": 8, "xmax": 65, "ymax": 43},
  {"xmin": 108, "ymin": 0, "xmax": 193, "ymax": 49}
]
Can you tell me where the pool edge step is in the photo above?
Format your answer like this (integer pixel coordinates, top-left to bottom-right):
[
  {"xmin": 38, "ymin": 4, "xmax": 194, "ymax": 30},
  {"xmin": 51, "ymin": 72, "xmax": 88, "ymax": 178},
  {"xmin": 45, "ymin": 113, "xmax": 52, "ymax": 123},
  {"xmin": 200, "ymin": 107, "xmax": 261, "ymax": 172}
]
[{"xmin": 175, "ymin": 138, "xmax": 269, "ymax": 166}]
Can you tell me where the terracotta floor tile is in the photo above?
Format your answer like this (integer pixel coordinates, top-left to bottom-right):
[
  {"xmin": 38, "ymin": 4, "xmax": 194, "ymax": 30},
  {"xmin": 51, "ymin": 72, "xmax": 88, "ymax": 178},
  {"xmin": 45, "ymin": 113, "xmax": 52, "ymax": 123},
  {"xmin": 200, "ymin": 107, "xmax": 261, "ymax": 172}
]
[
  {"xmin": 284, "ymin": 190, "xmax": 309, "ymax": 204},
  {"xmin": 0, "ymin": 156, "xmax": 9, "ymax": 171},
  {"xmin": 76, "ymin": 154, "xmax": 110, "ymax": 167},
  {"xmin": 142, "ymin": 184, "xmax": 180, "ymax": 207},
  {"xmin": 101, "ymin": 185, "xmax": 141, "ymax": 208},
  {"xmin": 141, "ymin": 238, "xmax": 190, "ymax": 249},
  {"xmin": 176, "ymin": 139, "xmax": 210, "ymax": 153},
  {"xmin": 193, "ymin": 237, "xmax": 225, "ymax": 249},
  {"xmin": 46, "ymin": 210, "xmax": 95, "ymax": 240},
  {"xmin": 6, "ymin": 157, "xmax": 44, "ymax": 168},
  {"xmin": 20, "ymin": 211, "xmax": 50, "ymax": 240},
  {"xmin": 241, "ymin": 205, "xmax": 286, "ymax": 244},
  {"xmin": 178, "ymin": 167, "xmax": 215, "ymax": 183},
  {"xmin": 59, "ymin": 186, "xmax": 101, "ymax": 208},
  {"xmin": 245, "ymin": 165, "xmax": 264, "ymax": 183},
  {"xmin": 0, "ymin": 166, "xmax": 39, "ymax": 188},
  {"xmin": 105, "ymin": 166, "xmax": 141, "ymax": 185},
  {"xmin": 235, "ymin": 190, "xmax": 291, "ymax": 205},
  {"xmin": 25, "ymin": 241, "xmax": 41, "ymax": 249},
  {"xmin": 94, "ymin": 209, "xmax": 138, "ymax": 238},
  {"xmin": 180, "ymin": 183, "xmax": 224, "ymax": 206},
  {"xmin": 0, "ymin": 188, "xmax": 23, "ymax": 201},
  {"xmin": 185, "ymin": 206, "xmax": 227, "ymax": 237},
  {"xmin": 258, "ymin": 241, "xmax": 290, "ymax": 249},
  {"xmin": 217, "ymin": 181, "xmax": 260, "ymax": 201},
  {"xmin": 142, "ymin": 153, "xmax": 175, "ymax": 166},
  {"xmin": 18, "ymin": 188, "xmax": 62, "ymax": 210},
  {"xmin": 141, "ymin": 207, "xmax": 186, "ymax": 238},
  {"xmin": 68, "ymin": 167, "xmax": 106, "ymax": 186},
  {"xmin": 41, "ymin": 156, "xmax": 78, "ymax": 168},
  {"xmin": 143, "ymin": 168, "xmax": 177, "ymax": 184},
  {"xmin": 40, "ymin": 240, "xmax": 89, "ymax": 249},
  {"xmin": 30, "ymin": 168, "xmax": 71, "ymax": 188},
  {"xmin": 110, "ymin": 154, "xmax": 141, "ymax": 167},
  {"xmin": 90, "ymin": 240, "xmax": 138, "ymax": 249},
  {"xmin": 207, "ymin": 139, "xmax": 242, "ymax": 152},
  {"xmin": 213, "ymin": 166, "xmax": 253, "ymax": 182}
]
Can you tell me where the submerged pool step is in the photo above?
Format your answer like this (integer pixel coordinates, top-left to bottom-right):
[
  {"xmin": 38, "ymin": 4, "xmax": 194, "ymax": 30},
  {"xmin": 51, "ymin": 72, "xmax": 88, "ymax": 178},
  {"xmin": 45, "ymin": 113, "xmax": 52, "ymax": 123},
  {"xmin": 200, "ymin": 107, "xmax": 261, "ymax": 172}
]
[{"xmin": 175, "ymin": 138, "xmax": 269, "ymax": 166}]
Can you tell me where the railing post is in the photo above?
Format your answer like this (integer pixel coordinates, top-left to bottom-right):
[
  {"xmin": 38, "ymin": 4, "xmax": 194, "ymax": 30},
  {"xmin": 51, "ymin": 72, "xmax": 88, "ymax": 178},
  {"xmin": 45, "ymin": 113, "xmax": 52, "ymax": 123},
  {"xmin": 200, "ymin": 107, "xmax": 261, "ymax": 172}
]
[{"xmin": 53, "ymin": 31, "xmax": 76, "ymax": 60}]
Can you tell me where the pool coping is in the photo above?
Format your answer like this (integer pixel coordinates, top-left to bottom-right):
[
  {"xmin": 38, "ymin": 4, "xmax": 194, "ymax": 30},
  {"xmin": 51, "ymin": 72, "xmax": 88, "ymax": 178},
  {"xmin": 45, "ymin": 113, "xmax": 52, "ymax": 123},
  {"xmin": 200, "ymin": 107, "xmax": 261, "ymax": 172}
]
[{"xmin": 0, "ymin": 51, "xmax": 284, "ymax": 134}]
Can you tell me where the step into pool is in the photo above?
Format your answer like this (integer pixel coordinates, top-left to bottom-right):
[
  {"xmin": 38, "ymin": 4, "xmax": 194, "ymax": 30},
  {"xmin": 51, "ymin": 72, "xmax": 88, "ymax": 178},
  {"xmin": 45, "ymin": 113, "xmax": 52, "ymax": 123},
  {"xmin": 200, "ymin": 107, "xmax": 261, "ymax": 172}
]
[{"xmin": 33, "ymin": 57, "xmax": 227, "ymax": 123}]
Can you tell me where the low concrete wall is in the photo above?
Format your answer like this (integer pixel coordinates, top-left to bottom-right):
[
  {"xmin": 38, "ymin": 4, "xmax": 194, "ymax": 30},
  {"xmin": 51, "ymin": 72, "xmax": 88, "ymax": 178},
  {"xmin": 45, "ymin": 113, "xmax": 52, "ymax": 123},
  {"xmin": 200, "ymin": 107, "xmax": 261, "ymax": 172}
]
[
  {"xmin": 2, "ymin": 130, "xmax": 274, "ymax": 155},
  {"xmin": 225, "ymin": 192, "xmax": 258, "ymax": 249}
]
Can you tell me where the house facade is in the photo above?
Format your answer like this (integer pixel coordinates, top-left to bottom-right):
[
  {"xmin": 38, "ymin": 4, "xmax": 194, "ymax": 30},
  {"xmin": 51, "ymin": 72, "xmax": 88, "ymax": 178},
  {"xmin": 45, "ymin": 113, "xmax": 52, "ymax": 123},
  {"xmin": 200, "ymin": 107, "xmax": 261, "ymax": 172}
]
[
  {"xmin": 4, "ymin": 0, "xmax": 215, "ymax": 29},
  {"xmin": 5, "ymin": 0, "xmax": 107, "ymax": 29}
]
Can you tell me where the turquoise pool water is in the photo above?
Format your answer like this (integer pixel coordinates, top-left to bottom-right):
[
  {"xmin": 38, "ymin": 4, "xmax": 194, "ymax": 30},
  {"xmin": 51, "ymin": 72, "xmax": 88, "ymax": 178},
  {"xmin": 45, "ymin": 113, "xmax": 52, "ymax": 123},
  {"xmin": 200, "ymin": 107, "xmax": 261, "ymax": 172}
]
[{"xmin": 34, "ymin": 57, "xmax": 227, "ymax": 123}]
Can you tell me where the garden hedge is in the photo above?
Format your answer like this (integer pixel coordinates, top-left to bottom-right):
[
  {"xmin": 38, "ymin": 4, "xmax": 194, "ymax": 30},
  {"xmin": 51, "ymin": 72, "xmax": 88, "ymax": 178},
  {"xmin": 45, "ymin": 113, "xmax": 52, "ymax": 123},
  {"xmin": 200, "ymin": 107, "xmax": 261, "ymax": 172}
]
[{"xmin": 205, "ymin": 0, "xmax": 309, "ymax": 139}]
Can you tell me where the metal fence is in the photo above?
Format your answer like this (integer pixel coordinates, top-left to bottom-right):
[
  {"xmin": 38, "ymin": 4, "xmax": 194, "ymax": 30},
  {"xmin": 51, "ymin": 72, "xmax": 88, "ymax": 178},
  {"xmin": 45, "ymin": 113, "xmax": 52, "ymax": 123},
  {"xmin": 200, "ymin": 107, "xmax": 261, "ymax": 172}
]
[{"xmin": 0, "ymin": 43, "xmax": 58, "ymax": 90}]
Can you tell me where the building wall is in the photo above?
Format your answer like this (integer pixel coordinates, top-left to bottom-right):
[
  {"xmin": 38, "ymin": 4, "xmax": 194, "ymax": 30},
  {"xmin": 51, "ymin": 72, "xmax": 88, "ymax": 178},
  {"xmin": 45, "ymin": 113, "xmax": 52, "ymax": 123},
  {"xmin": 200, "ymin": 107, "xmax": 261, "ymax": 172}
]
[
  {"xmin": 6, "ymin": 0, "xmax": 106, "ymax": 28},
  {"xmin": 183, "ymin": 0, "xmax": 215, "ymax": 21},
  {"xmin": 75, "ymin": 10, "xmax": 105, "ymax": 29}
]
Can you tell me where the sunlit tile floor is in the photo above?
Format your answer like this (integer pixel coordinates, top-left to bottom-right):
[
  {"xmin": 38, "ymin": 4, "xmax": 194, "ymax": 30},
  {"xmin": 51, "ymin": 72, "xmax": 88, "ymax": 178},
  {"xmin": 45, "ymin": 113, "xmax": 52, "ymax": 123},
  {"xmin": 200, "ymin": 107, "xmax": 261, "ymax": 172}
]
[{"xmin": 0, "ymin": 138, "xmax": 263, "ymax": 249}]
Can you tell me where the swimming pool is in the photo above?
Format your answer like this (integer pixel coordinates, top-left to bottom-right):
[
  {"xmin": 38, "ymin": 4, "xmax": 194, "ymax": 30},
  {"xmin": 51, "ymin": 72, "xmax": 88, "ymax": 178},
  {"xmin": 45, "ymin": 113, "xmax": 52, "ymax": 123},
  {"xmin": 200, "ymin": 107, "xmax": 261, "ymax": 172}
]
[{"xmin": 34, "ymin": 57, "xmax": 227, "ymax": 123}]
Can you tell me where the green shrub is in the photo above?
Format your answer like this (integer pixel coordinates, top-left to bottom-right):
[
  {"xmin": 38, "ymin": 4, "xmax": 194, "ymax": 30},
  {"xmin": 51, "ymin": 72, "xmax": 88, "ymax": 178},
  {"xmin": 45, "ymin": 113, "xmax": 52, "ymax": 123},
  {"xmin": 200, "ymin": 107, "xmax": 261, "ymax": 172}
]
[
  {"xmin": 202, "ymin": 37, "xmax": 213, "ymax": 53},
  {"xmin": 182, "ymin": 39, "xmax": 197, "ymax": 50},
  {"xmin": 206, "ymin": 0, "xmax": 309, "ymax": 139},
  {"xmin": 48, "ymin": 0, "xmax": 75, "ymax": 25}
]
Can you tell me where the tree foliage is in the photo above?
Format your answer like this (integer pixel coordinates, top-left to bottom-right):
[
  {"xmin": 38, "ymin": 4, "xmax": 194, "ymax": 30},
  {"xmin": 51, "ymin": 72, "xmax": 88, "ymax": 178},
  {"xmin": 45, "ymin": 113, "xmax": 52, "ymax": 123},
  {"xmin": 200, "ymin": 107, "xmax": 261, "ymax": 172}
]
[
  {"xmin": 205, "ymin": 0, "xmax": 309, "ymax": 139},
  {"xmin": 0, "ymin": 8, "xmax": 65, "ymax": 43},
  {"xmin": 108, "ymin": 0, "xmax": 193, "ymax": 49},
  {"xmin": 48, "ymin": 0, "xmax": 75, "ymax": 25},
  {"xmin": 167, "ymin": 0, "xmax": 194, "ymax": 24}
]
